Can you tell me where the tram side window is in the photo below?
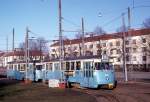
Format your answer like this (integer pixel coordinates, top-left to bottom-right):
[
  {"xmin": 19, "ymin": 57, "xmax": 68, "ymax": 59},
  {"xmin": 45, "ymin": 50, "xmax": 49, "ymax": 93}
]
[
  {"xmin": 62, "ymin": 62, "xmax": 66, "ymax": 70},
  {"xmin": 18, "ymin": 64, "xmax": 21, "ymax": 71},
  {"xmin": 54, "ymin": 63, "xmax": 59, "ymax": 70},
  {"xmin": 30, "ymin": 64, "xmax": 33, "ymax": 69},
  {"xmin": 36, "ymin": 65, "xmax": 42, "ymax": 70},
  {"xmin": 66, "ymin": 62, "xmax": 70, "ymax": 70},
  {"xmin": 20, "ymin": 64, "xmax": 25, "ymax": 71},
  {"xmin": 46, "ymin": 64, "xmax": 48, "ymax": 70},
  {"xmin": 42, "ymin": 64, "xmax": 45, "ymax": 70},
  {"xmin": 14, "ymin": 65, "xmax": 17, "ymax": 70},
  {"xmin": 76, "ymin": 61, "xmax": 81, "ymax": 70},
  {"xmin": 71, "ymin": 62, "xmax": 74, "ymax": 70},
  {"xmin": 49, "ymin": 63, "xmax": 53, "ymax": 71}
]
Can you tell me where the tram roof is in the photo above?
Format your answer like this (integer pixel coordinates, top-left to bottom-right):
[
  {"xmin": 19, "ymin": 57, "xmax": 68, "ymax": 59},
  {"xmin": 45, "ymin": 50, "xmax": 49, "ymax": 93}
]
[{"xmin": 44, "ymin": 55, "xmax": 101, "ymax": 62}]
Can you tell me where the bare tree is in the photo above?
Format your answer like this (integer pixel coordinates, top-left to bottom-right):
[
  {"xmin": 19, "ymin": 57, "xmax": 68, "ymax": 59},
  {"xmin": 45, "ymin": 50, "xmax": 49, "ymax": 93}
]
[
  {"xmin": 75, "ymin": 31, "xmax": 82, "ymax": 39},
  {"xmin": 143, "ymin": 17, "xmax": 150, "ymax": 28},
  {"xmin": 93, "ymin": 26, "xmax": 106, "ymax": 35},
  {"xmin": 19, "ymin": 42, "xmax": 25, "ymax": 51},
  {"xmin": 116, "ymin": 25, "xmax": 128, "ymax": 33},
  {"xmin": 18, "ymin": 37, "xmax": 49, "ymax": 53}
]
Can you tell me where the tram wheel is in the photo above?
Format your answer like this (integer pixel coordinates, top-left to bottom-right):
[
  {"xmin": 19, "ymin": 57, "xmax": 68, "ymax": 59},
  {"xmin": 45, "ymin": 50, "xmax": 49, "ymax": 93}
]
[
  {"xmin": 67, "ymin": 82, "xmax": 72, "ymax": 88},
  {"xmin": 113, "ymin": 80, "xmax": 117, "ymax": 88}
]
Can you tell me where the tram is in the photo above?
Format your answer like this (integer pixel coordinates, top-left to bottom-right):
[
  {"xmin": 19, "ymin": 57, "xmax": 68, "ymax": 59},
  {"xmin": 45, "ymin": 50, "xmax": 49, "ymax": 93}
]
[
  {"xmin": 6, "ymin": 61, "xmax": 43, "ymax": 82},
  {"xmin": 43, "ymin": 55, "xmax": 117, "ymax": 89},
  {"xmin": 6, "ymin": 55, "xmax": 117, "ymax": 89}
]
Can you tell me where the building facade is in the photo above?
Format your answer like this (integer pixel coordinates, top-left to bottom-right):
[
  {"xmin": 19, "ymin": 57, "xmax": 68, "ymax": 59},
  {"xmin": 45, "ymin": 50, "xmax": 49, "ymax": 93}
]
[
  {"xmin": 0, "ymin": 51, "xmax": 5, "ymax": 67},
  {"xmin": 2, "ymin": 49, "xmax": 45, "ymax": 68},
  {"xmin": 49, "ymin": 28, "xmax": 150, "ymax": 71}
]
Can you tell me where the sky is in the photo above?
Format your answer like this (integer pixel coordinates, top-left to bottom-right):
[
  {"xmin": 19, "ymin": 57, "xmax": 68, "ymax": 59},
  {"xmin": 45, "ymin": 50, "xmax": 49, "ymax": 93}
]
[{"xmin": 0, "ymin": 0, "xmax": 150, "ymax": 51}]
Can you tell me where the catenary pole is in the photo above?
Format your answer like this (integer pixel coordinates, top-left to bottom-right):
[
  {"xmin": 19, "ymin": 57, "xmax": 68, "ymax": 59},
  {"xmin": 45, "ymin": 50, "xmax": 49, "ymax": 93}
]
[
  {"xmin": 81, "ymin": 17, "xmax": 85, "ymax": 56},
  {"xmin": 25, "ymin": 27, "xmax": 29, "ymax": 80},
  {"xmin": 122, "ymin": 13, "xmax": 128, "ymax": 82},
  {"xmin": 58, "ymin": 0, "xmax": 63, "ymax": 82}
]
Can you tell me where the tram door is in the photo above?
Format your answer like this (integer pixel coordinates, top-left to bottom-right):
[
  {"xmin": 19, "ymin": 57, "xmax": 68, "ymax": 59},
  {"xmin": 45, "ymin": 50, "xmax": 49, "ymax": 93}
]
[{"xmin": 83, "ymin": 61, "xmax": 93, "ymax": 87}]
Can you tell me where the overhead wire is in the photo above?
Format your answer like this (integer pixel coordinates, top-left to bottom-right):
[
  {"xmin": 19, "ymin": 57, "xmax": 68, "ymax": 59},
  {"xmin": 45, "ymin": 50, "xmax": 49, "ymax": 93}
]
[{"xmin": 62, "ymin": 17, "xmax": 81, "ymax": 28}]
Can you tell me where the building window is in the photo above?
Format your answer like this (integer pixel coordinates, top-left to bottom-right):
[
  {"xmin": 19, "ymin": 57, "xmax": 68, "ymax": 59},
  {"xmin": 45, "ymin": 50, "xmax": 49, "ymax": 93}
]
[
  {"xmin": 126, "ymin": 47, "xmax": 130, "ymax": 53},
  {"xmin": 97, "ymin": 50, "xmax": 102, "ymax": 55},
  {"xmin": 116, "ymin": 41, "xmax": 120, "ymax": 46},
  {"xmin": 116, "ymin": 49, "xmax": 121, "ymax": 54},
  {"xmin": 132, "ymin": 39, "xmax": 136, "ymax": 44},
  {"xmin": 110, "ymin": 49, "xmax": 113, "ymax": 54},
  {"xmin": 97, "ymin": 44, "xmax": 101, "ymax": 48},
  {"xmin": 110, "ymin": 42, "xmax": 113, "ymax": 46},
  {"xmin": 57, "ymin": 48, "xmax": 60, "ymax": 51},
  {"xmin": 133, "ymin": 48, "xmax": 137, "ymax": 53},
  {"xmin": 125, "ymin": 40, "xmax": 129, "ymax": 45},
  {"xmin": 85, "ymin": 51, "xmax": 93, "ymax": 56},
  {"xmin": 126, "ymin": 55, "xmax": 130, "ymax": 61},
  {"xmin": 133, "ymin": 56, "xmax": 137, "ymax": 61},
  {"xmin": 89, "ymin": 44, "xmax": 93, "ymax": 48},
  {"xmin": 68, "ymin": 47, "xmax": 71, "ymax": 51},
  {"xmin": 142, "ymin": 38, "xmax": 146, "ymax": 43},
  {"xmin": 117, "ymin": 58, "xmax": 121, "ymax": 62},
  {"xmin": 103, "ymin": 50, "xmax": 107, "ymax": 54},
  {"xmin": 84, "ymin": 45, "xmax": 87, "ymax": 49},
  {"xmin": 73, "ymin": 46, "xmax": 77, "ymax": 50},
  {"xmin": 142, "ymin": 47, "xmax": 147, "ymax": 52},
  {"xmin": 52, "ymin": 49, "xmax": 55, "ymax": 52},
  {"xmin": 51, "ymin": 54, "xmax": 55, "ymax": 58},
  {"xmin": 103, "ymin": 43, "xmax": 106, "ymax": 47},
  {"xmin": 142, "ymin": 56, "xmax": 147, "ymax": 61}
]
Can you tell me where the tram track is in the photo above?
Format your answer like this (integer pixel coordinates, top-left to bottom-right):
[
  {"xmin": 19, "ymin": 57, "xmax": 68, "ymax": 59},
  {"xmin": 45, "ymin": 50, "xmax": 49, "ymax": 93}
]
[
  {"xmin": 85, "ymin": 90, "xmax": 120, "ymax": 102},
  {"xmin": 73, "ymin": 87, "xmax": 148, "ymax": 102},
  {"xmin": 73, "ymin": 88, "xmax": 120, "ymax": 102}
]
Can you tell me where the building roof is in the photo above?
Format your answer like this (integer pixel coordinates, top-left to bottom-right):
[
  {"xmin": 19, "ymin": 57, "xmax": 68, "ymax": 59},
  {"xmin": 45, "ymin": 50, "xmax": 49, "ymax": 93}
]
[
  {"xmin": 4, "ymin": 50, "xmax": 44, "ymax": 57},
  {"xmin": 51, "ymin": 28, "xmax": 150, "ymax": 47},
  {"xmin": 0, "ymin": 52, "xmax": 5, "ymax": 57}
]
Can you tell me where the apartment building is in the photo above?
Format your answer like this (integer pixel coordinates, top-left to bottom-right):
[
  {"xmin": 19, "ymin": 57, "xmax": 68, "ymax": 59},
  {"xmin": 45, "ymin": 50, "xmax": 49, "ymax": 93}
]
[
  {"xmin": 50, "ymin": 28, "xmax": 150, "ymax": 71},
  {"xmin": 2, "ymin": 48, "xmax": 45, "ymax": 67},
  {"xmin": 0, "ymin": 51, "xmax": 5, "ymax": 67}
]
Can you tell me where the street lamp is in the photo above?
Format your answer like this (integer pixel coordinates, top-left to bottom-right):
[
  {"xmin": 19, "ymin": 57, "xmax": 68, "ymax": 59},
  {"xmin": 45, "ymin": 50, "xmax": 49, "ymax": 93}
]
[{"xmin": 98, "ymin": 12, "xmax": 102, "ymax": 17}]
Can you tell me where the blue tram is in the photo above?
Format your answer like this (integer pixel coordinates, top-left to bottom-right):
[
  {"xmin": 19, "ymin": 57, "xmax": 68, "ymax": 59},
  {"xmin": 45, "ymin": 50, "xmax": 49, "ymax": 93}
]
[
  {"xmin": 6, "ymin": 56, "xmax": 117, "ymax": 89},
  {"xmin": 43, "ymin": 56, "xmax": 117, "ymax": 89},
  {"xmin": 6, "ymin": 62, "xmax": 43, "ymax": 82}
]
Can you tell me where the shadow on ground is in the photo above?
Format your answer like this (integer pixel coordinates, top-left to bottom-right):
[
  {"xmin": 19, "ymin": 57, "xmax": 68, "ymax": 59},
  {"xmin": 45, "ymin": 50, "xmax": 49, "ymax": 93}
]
[{"xmin": 0, "ymin": 79, "xmax": 96, "ymax": 102}]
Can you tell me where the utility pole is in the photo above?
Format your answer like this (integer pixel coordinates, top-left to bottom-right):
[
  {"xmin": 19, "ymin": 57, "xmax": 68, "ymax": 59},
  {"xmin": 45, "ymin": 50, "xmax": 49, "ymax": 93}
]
[
  {"xmin": 6, "ymin": 35, "xmax": 8, "ymax": 54},
  {"xmin": 133, "ymin": 0, "xmax": 135, "ymax": 8},
  {"xmin": 6, "ymin": 35, "xmax": 8, "ymax": 68},
  {"xmin": 128, "ymin": 7, "xmax": 131, "ymax": 30},
  {"xmin": 40, "ymin": 40, "xmax": 42, "ymax": 61},
  {"xmin": 128, "ymin": 7, "xmax": 133, "ymax": 77},
  {"xmin": 81, "ymin": 17, "xmax": 85, "ymax": 56},
  {"xmin": 25, "ymin": 27, "xmax": 29, "ymax": 80},
  {"xmin": 12, "ymin": 28, "xmax": 15, "ymax": 51},
  {"xmin": 58, "ymin": 0, "xmax": 63, "ymax": 82},
  {"xmin": 12, "ymin": 28, "xmax": 15, "ymax": 62},
  {"xmin": 122, "ymin": 13, "xmax": 128, "ymax": 82}
]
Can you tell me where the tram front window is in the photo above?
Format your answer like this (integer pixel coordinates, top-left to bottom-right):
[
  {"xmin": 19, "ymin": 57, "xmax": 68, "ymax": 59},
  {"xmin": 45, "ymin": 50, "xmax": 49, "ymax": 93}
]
[
  {"xmin": 100, "ymin": 62, "xmax": 112, "ymax": 70},
  {"xmin": 36, "ymin": 65, "xmax": 42, "ymax": 70},
  {"xmin": 76, "ymin": 61, "xmax": 81, "ymax": 70},
  {"xmin": 95, "ymin": 62, "xmax": 112, "ymax": 70},
  {"xmin": 95, "ymin": 62, "xmax": 100, "ymax": 70}
]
